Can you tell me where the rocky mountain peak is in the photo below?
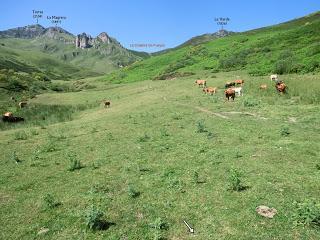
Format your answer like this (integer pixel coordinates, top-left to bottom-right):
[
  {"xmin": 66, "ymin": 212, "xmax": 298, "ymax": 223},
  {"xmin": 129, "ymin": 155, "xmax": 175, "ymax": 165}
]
[
  {"xmin": 212, "ymin": 29, "xmax": 233, "ymax": 38},
  {"xmin": 97, "ymin": 32, "xmax": 111, "ymax": 43},
  {"xmin": 0, "ymin": 24, "xmax": 46, "ymax": 38}
]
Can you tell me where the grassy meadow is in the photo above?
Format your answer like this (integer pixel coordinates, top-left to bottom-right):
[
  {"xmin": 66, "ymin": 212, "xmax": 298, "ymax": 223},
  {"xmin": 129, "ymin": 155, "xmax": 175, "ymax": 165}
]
[{"xmin": 0, "ymin": 70, "xmax": 319, "ymax": 239}]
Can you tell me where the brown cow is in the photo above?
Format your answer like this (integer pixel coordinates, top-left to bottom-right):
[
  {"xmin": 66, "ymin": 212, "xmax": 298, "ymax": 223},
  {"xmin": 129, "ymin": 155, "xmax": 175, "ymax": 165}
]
[
  {"xmin": 2, "ymin": 112, "xmax": 24, "ymax": 123},
  {"xmin": 224, "ymin": 88, "xmax": 236, "ymax": 101},
  {"xmin": 260, "ymin": 84, "xmax": 267, "ymax": 90},
  {"xmin": 225, "ymin": 82, "xmax": 236, "ymax": 88},
  {"xmin": 234, "ymin": 79, "xmax": 244, "ymax": 86},
  {"xmin": 203, "ymin": 87, "xmax": 217, "ymax": 95},
  {"xmin": 18, "ymin": 101, "xmax": 27, "ymax": 108},
  {"xmin": 275, "ymin": 82, "xmax": 286, "ymax": 93},
  {"xmin": 103, "ymin": 100, "xmax": 111, "ymax": 108},
  {"xmin": 195, "ymin": 80, "xmax": 207, "ymax": 88}
]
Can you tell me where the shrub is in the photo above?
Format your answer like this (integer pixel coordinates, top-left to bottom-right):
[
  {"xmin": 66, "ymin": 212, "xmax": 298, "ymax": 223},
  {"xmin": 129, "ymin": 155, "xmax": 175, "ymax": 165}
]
[
  {"xmin": 11, "ymin": 151, "xmax": 21, "ymax": 163},
  {"xmin": 316, "ymin": 164, "xmax": 320, "ymax": 170},
  {"xmin": 274, "ymin": 59, "xmax": 294, "ymax": 74},
  {"xmin": 280, "ymin": 126, "xmax": 290, "ymax": 136},
  {"xmin": 193, "ymin": 170, "xmax": 199, "ymax": 184},
  {"xmin": 43, "ymin": 193, "xmax": 60, "ymax": 209},
  {"xmin": 228, "ymin": 168, "xmax": 245, "ymax": 191},
  {"xmin": 149, "ymin": 217, "xmax": 168, "ymax": 230},
  {"xmin": 128, "ymin": 185, "xmax": 140, "ymax": 198},
  {"xmin": 43, "ymin": 140, "xmax": 57, "ymax": 152},
  {"xmin": 160, "ymin": 128, "xmax": 169, "ymax": 137},
  {"xmin": 85, "ymin": 205, "xmax": 105, "ymax": 230},
  {"xmin": 67, "ymin": 153, "xmax": 82, "ymax": 171},
  {"xmin": 196, "ymin": 120, "xmax": 207, "ymax": 133},
  {"xmin": 292, "ymin": 199, "xmax": 320, "ymax": 227}
]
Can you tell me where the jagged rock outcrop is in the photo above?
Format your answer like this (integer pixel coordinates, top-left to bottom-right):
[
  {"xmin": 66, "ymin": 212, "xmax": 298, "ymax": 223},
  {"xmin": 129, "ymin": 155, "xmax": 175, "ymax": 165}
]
[
  {"xmin": 76, "ymin": 32, "xmax": 115, "ymax": 48},
  {"xmin": 97, "ymin": 32, "xmax": 112, "ymax": 44},
  {"xmin": 75, "ymin": 33, "xmax": 92, "ymax": 48}
]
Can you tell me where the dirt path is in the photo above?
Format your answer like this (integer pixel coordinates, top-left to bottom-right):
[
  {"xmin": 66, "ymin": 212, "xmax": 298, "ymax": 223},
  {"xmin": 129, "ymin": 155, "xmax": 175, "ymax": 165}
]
[{"xmin": 161, "ymin": 96, "xmax": 267, "ymax": 120}]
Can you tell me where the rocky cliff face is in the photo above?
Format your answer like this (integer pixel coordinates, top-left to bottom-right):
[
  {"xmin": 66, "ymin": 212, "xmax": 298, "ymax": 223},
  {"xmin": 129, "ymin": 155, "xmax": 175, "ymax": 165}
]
[
  {"xmin": 75, "ymin": 32, "xmax": 116, "ymax": 48},
  {"xmin": 97, "ymin": 32, "xmax": 112, "ymax": 44},
  {"xmin": 75, "ymin": 33, "xmax": 92, "ymax": 48}
]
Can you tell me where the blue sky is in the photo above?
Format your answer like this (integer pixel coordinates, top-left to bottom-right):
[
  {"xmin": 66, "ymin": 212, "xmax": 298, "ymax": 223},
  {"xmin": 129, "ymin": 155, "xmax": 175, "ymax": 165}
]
[{"xmin": 1, "ymin": 0, "xmax": 319, "ymax": 52}]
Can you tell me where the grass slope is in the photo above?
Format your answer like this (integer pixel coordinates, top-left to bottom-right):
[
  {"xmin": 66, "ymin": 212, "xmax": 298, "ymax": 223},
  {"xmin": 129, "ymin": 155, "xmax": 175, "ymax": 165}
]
[
  {"xmin": 104, "ymin": 11, "xmax": 320, "ymax": 84},
  {"xmin": 0, "ymin": 70, "xmax": 319, "ymax": 239},
  {"xmin": 0, "ymin": 39, "xmax": 97, "ymax": 79}
]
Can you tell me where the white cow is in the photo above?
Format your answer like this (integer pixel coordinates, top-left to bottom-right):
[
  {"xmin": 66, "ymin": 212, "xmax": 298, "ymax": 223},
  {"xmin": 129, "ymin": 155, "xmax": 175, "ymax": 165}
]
[
  {"xmin": 270, "ymin": 74, "xmax": 278, "ymax": 81},
  {"xmin": 232, "ymin": 87, "xmax": 243, "ymax": 96}
]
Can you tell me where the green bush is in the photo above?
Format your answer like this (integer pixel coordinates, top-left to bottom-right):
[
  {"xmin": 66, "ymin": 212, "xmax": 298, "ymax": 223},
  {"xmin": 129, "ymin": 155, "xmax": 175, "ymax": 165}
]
[
  {"xmin": 280, "ymin": 126, "xmax": 290, "ymax": 136},
  {"xmin": 196, "ymin": 120, "xmax": 207, "ymax": 133},
  {"xmin": 228, "ymin": 168, "xmax": 246, "ymax": 191},
  {"xmin": 85, "ymin": 205, "xmax": 105, "ymax": 230},
  {"xmin": 67, "ymin": 153, "xmax": 82, "ymax": 171},
  {"xmin": 43, "ymin": 193, "xmax": 61, "ymax": 209},
  {"xmin": 292, "ymin": 199, "xmax": 320, "ymax": 227},
  {"xmin": 149, "ymin": 217, "xmax": 168, "ymax": 230},
  {"xmin": 11, "ymin": 151, "xmax": 21, "ymax": 163},
  {"xmin": 128, "ymin": 185, "xmax": 140, "ymax": 198}
]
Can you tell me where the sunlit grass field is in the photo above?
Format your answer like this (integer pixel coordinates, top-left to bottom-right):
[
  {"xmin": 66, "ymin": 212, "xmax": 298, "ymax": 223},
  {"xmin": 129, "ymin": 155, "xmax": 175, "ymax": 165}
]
[{"xmin": 0, "ymin": 70, "xmax": 319, "ymax": 239}]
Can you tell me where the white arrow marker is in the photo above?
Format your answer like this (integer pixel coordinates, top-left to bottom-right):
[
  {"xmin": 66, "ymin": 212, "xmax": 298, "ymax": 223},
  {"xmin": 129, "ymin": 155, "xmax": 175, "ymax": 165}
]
[{"xmin": 183, "ymin": 220, "xmax": 194, "ymax": 233}]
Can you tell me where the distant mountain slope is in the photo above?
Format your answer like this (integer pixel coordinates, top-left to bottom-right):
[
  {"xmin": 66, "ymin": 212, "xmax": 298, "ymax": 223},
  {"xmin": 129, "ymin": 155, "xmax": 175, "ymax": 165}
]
[
  {"xmin": 0, "ymin": 25, "xmax": 147, "ymax": 77},
  {"xmin": 104, "ymin": 11, "xmax": 320, "ymax": 83},
  {"xmin": 153, "ymin": 29, "xmax": 234, "ymax": 56}
]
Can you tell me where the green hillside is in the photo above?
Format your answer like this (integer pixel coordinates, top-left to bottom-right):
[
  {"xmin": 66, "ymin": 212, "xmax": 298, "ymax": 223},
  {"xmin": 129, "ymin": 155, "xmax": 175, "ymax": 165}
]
[
  {"xmin": 104, "ymin": 11, "xmax": 320, "ymax": 83},
  {"xmin": 0, "ymin": 25, "xmax": 146, "ymax": 79}
]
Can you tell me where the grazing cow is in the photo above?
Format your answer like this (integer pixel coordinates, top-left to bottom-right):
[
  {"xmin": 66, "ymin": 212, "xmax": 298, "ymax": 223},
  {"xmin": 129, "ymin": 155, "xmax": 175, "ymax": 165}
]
[
  {"xmin": 224, "ymin": 88, "xmax": 236, "ymax": 101},
  {"xmin": 225, "ymin": 81, "xmax": 236, "ymax": 88},
  {"xmin": 234, "ymin": 79, "xmax": 244, "ymax": 86},
  {"xmin": 103, "ymin": 100, "xmax": 111, "ymax": 108},
  {"xmin": 195, "ymin": 79, "xmax": 207, "ymax": 88},
  {"xmin": 2, "ymin": 112, "xmax": 24, "ymax": 123},
  {"xmin": 275, "ymin": 82, "xmax": 286, "ymax": 93},
  {"xmin": 231, "ymin": 87, "xmax": 243, "ymax": 96},
  {"xmin": 270, "ymin": 74, "xmax": 278, "ymax": 81},
  {"xmin": 260, "ymin": 84, "xmax": 267, "ymax": 90},
  {"xmin": 18, "ymin": 101, "xmax": 27, "ymax": 108},
  {"xmin": 203, "ymin": 87, "xmax": 217, "ymax": 95}
]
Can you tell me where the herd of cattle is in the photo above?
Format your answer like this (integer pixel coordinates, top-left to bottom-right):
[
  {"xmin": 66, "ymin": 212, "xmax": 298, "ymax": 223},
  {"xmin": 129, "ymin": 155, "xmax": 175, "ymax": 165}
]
[
  {"xmin": 2, "ymin": 74, "xmax": 287, "ymax": 123},
  {"xmin": 195, "ymin": 74, "xmax": 287, "ymax": 101}
]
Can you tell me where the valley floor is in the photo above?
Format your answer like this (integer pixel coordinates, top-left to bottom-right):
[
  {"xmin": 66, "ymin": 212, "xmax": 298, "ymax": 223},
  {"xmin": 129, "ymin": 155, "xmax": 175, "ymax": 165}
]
[{"xmin": 0, "ymin": 71, "xmax": 319, "ymax": 239}]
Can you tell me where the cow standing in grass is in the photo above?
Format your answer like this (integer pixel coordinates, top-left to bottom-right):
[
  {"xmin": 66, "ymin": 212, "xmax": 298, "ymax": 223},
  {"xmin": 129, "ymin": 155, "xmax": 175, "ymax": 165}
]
[
  {"xmin": 275, "ymin": 82, "xmax": 287, "ymax": 94},
  {"xmin": 260, "ymin": 84, "xmax": 267, "ymax": 90},
  {"xmin": 2, "ymin": 112, "xmax": 24, "ymax": 122},
  {"xmin": 203, "ymin": 87, "xmax": 217, "ymax": 95},
  {"xmin": 231, "ymin": 87, "xmax": 243, "ymax": 96},
  {"xmin": 225, "ymin": 82, "xmax": 236, "ymax": 88},
  {"xmin": 234, "ymin": 79, "xmax": 244, "ymax": 86},
  {"xmin": 103, "ymin": 100, "xmax": 111, "ymax": 108},
  {"xmin": 195, "ymin": 80, "xmax": 207, "ymax": 88},
  {"xmin": 270, "ymin": 74, "xmax": 278, "ymax": 81},
  {"xmin": 225, "ymin": 88, "xmax": 236, "ymax": 101},
  {"xmin": 18, "ymin": 101, "xmax": 27, "ymax": 108}
]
